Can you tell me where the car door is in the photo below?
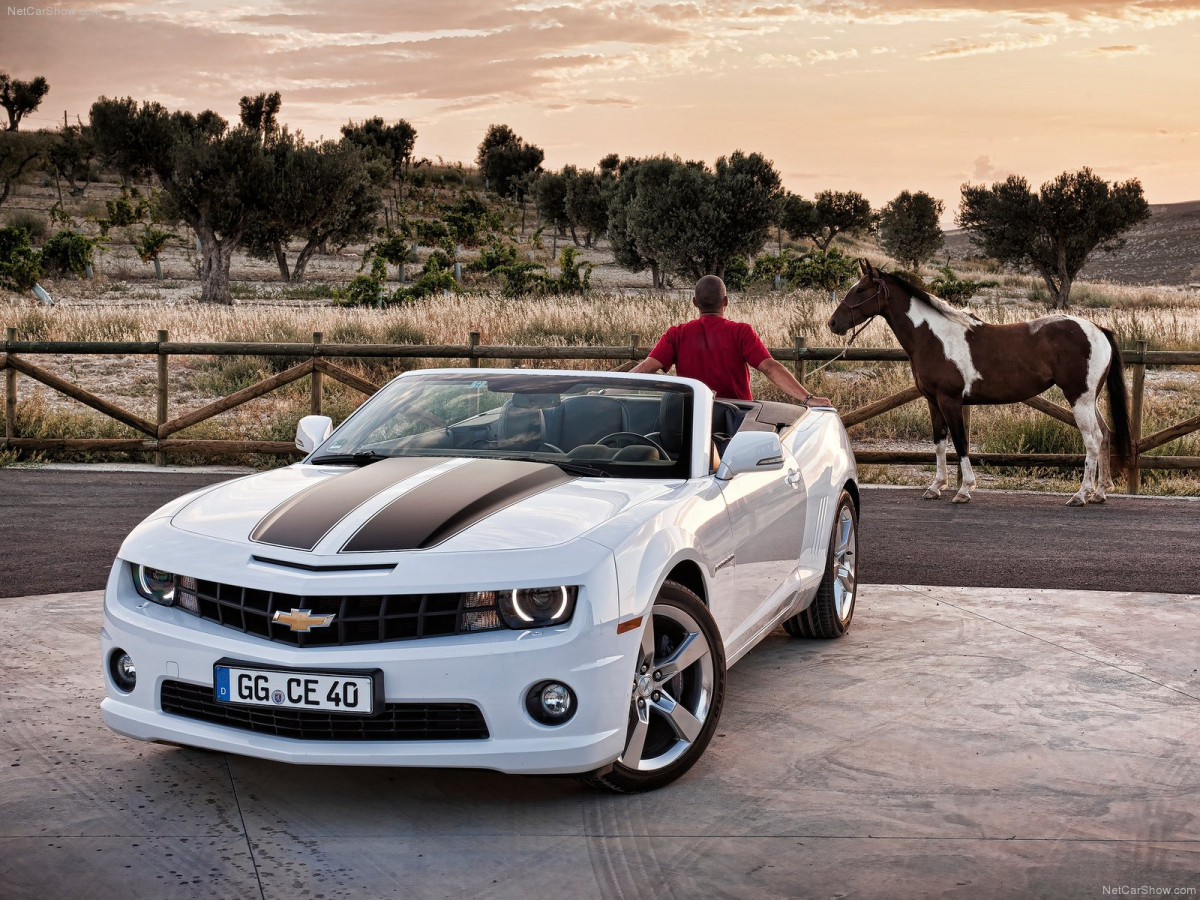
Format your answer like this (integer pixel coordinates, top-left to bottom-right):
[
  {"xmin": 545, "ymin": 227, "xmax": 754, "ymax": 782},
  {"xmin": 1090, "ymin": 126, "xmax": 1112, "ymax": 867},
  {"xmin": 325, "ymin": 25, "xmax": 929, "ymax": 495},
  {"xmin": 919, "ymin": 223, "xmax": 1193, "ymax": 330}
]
[{"xmin": 711, "ymin": 444, "xmax": 807, "ymax": 652}]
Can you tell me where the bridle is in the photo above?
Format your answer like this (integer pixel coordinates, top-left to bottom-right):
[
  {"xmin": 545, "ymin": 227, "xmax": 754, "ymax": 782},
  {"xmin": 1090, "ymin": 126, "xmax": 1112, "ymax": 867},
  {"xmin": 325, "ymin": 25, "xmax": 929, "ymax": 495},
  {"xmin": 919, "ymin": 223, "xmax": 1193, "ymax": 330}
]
[{"xmin": 811, "ymin": 272, "xmax": 889, "ymax": 376}]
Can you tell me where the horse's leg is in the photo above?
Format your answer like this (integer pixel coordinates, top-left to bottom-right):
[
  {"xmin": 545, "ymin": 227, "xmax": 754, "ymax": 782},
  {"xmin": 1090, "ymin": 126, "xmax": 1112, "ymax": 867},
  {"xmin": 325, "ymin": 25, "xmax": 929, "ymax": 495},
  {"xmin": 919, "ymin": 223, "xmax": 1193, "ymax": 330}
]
[
  {"xmin": 942, "ymin": 398, "xmax": 976, "ymax": 503},
  {"xmin": 923, "ymin": 398, "xmax": 950, "ymax": 500},
  {"xmin": 1096, "ymin": 410, "xmax": 1114, "ymax": 499},
  {"xmin": 1069, "ymin": 396, "xmax": 1104, "ymax": 506}
]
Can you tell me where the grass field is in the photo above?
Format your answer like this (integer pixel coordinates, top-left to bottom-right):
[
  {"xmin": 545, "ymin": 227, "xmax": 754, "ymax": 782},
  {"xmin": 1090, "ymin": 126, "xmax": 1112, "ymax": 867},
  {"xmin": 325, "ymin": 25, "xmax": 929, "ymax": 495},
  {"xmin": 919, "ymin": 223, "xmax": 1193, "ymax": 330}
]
[{"xmin": 2, "ymin": 191, "xmax": 1198, "ymax": 496}]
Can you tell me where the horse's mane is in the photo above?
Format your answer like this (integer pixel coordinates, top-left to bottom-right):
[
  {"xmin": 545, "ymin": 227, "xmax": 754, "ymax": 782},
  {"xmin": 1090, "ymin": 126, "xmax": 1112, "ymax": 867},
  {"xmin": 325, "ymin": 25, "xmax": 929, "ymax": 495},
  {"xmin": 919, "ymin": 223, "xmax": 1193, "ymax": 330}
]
[{"xmin": 886, "ymin": 271, "xmax": 984, "ymax": 329}]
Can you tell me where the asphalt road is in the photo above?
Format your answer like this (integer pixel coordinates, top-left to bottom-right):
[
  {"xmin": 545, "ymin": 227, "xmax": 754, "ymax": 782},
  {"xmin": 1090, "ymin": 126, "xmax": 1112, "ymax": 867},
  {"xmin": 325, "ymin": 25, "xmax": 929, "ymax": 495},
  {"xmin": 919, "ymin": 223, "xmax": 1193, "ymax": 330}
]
[{"xmin": 1, "ymin": 467, "xmax": 1197, "ymax": 598}]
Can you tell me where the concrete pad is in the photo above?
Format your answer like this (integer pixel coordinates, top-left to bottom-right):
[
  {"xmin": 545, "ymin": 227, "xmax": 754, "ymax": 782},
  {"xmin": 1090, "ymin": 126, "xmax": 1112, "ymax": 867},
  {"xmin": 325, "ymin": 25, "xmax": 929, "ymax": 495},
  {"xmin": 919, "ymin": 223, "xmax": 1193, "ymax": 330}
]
[{"xmin": 2, "ymin": 586, "xmax": 1198, "ymax": 899}]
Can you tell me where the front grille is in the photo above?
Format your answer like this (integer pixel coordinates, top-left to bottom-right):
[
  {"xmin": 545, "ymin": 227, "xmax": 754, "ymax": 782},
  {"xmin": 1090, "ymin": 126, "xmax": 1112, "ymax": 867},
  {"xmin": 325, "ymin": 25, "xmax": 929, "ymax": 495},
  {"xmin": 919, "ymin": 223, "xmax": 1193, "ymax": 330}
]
[
  {"xmin": 160, "ymin": 680, "xmax": 490, "ymax": 741},
  {"xmin": 174, "ymin": 576, "xmax": 504, "ymax": 647}
]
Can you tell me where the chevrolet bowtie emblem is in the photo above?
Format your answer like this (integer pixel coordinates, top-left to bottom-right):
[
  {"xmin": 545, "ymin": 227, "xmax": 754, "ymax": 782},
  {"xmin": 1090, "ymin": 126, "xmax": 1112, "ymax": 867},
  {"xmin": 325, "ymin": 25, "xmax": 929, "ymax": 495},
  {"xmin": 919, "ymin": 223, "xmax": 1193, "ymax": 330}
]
[{"xmin": 272, "ymin": 608, "xmax": 336, "ymax": 632}]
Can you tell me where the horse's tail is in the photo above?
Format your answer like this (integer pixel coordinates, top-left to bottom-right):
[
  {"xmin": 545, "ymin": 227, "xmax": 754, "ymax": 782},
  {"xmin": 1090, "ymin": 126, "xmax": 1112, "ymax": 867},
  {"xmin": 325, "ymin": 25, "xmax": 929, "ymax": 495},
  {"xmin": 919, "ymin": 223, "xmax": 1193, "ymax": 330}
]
[{"xmin": 1102, "ymin": 328, "xmax": 1134, "ymax": 473}]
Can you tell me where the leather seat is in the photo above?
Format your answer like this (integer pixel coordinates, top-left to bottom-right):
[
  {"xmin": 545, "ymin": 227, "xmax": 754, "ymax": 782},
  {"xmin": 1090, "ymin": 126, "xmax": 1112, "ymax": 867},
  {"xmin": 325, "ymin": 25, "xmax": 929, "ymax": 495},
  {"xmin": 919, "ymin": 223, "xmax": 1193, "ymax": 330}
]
[
  {"xmin": 554, "ymin": 396, "xmax": 628, "ymax": 451},
  {"xmin": 497, "ymin": 403, "xmax": 546, "ymax": 450}
]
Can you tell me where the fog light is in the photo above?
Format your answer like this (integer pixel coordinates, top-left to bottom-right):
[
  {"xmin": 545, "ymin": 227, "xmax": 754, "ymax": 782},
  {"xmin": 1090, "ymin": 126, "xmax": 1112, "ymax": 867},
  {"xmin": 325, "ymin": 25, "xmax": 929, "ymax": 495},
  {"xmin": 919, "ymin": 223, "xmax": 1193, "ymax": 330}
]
[
  {"xmin": 525, "ymin": 680, "xmax": 576, "ymax": 725},
  {"xmin": 109, "ymin": 649, "xmax": 137, "ymax": 693}
]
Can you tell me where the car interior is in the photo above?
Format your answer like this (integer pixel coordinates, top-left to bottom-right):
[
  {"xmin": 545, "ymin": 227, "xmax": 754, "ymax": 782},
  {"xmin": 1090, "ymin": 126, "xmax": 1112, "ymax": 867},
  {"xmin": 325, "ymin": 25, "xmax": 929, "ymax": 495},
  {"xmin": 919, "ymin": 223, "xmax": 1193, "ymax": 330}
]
[{"xmin": 394, "ymin": 390, "xmax": 806, "ymax": 471}]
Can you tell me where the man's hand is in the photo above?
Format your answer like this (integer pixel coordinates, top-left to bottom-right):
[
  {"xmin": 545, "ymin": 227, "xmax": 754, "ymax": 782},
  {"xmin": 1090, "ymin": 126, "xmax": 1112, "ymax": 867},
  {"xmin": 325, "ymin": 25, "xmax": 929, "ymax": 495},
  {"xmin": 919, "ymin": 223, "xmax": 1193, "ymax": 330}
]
[{"xmin": 803, "ymin": 394, "xmax": 834, "ymax": 408}]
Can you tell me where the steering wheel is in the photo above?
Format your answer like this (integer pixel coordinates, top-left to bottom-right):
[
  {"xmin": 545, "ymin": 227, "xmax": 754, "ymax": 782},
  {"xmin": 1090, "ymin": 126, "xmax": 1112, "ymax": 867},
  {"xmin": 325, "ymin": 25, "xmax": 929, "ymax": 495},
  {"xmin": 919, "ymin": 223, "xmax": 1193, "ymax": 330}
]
[
  {"xmin": 539, "ymin": 443, "xmax": 565, "ymax": 454},
  {"xmin": 597, "ymin": 432, "xmax": 669, "ymax": 457}
]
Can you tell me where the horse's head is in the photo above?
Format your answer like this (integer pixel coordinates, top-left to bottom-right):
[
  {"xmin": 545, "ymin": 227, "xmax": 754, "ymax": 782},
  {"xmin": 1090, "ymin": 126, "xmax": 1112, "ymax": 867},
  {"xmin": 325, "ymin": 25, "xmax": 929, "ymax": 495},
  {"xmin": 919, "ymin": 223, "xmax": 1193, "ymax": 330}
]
[{"xmin": 829, "ymin": 259, "xmax": 889, "ymax": 336}]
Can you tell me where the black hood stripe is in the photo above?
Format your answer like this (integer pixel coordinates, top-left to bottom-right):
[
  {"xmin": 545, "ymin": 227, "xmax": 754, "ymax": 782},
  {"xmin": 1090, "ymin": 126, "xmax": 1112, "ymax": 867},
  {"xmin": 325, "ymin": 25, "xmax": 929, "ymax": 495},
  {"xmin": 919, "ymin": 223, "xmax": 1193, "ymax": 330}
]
[
  {"xmin": 250, "ymin": 456, "xmax": 447, "ymax": 551},
  {"xmin": 341, "ymin": 459, "xmax": 574, "ymax": 553}
]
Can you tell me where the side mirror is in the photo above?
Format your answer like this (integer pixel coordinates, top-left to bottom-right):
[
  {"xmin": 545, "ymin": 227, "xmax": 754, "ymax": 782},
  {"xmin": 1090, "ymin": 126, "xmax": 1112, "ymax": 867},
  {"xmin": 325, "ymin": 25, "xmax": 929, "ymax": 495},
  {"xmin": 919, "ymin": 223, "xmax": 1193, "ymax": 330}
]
[
  {"xmin": 295, "ymin": 415, "xmax": 333, "ymax": 454},
  {"xmin": 715, "ymin": 431, "xmax": 784, "ymax": 481}
]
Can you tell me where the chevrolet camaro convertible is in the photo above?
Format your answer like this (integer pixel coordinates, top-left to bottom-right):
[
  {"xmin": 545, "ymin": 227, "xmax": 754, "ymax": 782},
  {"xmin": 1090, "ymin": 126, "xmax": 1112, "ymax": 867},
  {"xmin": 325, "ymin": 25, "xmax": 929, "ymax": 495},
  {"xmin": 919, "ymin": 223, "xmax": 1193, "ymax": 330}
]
[{"xmin": 101, "ymin": 368, "xmax": 859, "ymax": 792}]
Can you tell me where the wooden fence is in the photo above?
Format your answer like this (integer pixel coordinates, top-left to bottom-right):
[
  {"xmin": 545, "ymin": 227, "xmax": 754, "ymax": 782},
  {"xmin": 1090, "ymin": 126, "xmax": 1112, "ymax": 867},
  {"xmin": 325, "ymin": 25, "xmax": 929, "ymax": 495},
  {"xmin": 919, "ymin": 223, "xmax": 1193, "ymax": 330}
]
[{"xmin": 2, "ymin": 328, "xmax": 1198, "ymax": 494}]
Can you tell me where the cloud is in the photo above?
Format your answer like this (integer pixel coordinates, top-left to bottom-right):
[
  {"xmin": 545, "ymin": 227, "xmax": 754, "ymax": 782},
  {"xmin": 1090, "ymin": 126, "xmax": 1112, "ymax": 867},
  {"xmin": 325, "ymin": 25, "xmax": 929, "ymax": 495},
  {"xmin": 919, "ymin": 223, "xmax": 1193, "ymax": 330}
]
[
  {"xmin": 1072, "ymin": 43, "xmax": 1151, "ymax": 56},
  {"xmin": 920, "ymin": 32, "xmax": 1057, "ymax": 59},
  {"xmin": 807, "ymin": 48, "xmax": 860, "ymax": 64}
]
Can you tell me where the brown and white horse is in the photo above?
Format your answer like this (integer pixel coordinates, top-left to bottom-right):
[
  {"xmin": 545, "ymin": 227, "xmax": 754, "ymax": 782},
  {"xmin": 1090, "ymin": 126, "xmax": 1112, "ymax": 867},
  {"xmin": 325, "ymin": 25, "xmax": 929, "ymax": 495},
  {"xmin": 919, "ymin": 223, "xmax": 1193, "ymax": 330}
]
[{"xmin": 829, "ymin": 260, "xmax": 1132, "ymax": 506}]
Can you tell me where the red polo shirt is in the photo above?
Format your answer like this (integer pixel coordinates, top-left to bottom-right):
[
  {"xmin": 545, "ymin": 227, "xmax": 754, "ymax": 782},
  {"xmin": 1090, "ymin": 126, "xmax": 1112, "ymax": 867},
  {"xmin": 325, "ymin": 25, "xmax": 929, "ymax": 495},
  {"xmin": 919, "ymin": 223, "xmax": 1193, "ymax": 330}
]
[{"xmin": 648, "ymin": 315, "xmax": 771, "ymax": 401}]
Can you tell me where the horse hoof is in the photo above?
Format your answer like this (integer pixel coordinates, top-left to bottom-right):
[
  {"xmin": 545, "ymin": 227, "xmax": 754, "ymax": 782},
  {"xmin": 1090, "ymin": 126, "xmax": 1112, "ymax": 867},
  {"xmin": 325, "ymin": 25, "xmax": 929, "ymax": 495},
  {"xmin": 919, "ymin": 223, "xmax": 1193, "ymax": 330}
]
[
  {"xmin": 1087, "ymin": 493, "xmax": 1106, "ymax": 504},
  {"xmin": 1066, "ymin": 496, "xmax": 1086, "ymax": 507},
  {"xmin": 922, "ymin": 489, "xmax": 941, "ymax": 500},
  {"xmin": 951, "ymin": 493, "xmax": 971, "ymax": 504}
]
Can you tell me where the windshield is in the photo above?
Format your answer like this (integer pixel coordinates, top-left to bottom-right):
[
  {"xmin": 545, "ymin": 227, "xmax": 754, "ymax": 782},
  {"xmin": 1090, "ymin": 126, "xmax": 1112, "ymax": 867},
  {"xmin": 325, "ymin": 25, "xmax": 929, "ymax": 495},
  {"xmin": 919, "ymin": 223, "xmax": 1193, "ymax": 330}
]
[{"xmin": 312, "ymin": 372, "xmax": 693, "ymax": 479}]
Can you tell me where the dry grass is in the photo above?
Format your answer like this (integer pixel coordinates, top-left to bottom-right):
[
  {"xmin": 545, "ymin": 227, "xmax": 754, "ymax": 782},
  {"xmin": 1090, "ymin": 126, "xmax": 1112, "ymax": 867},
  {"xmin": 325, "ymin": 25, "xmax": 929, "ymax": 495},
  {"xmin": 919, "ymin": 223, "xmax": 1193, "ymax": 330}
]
[{"xmin": 2, "ymin": 279, "xmax": 1199, "ymax": 493}]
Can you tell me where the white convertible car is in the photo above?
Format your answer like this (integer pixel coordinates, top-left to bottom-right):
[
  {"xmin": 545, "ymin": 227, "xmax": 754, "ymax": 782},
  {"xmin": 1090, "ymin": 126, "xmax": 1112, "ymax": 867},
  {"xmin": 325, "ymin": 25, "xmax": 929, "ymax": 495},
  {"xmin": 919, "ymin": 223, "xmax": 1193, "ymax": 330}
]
[{"xmin": 101, "ymin": 368, "xmax": 859, "ymax": 792}]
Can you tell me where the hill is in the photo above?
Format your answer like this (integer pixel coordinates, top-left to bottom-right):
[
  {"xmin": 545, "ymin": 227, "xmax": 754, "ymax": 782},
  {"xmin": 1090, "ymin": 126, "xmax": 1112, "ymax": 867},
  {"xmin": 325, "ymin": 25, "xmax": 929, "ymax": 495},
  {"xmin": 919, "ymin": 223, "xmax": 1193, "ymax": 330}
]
[{"xmin": 943, "ymin": 200, "xmax": 1200, "ymax": 286}]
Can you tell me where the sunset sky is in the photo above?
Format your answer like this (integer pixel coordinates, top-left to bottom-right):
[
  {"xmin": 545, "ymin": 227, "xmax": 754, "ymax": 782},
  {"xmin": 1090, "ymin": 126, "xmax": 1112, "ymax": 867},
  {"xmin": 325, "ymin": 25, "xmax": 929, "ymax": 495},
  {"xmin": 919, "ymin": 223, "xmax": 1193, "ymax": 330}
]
[{"xmin": 2, "ymin": 0, "xmax": 1197, "ymax": 219}]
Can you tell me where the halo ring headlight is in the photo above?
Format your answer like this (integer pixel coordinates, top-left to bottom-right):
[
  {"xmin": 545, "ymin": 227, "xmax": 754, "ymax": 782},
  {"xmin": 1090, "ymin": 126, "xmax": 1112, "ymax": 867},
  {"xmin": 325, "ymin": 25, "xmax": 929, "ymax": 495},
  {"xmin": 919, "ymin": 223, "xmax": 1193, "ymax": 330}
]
[
  {"xmin": 131, "ymin": 564, "xmax": 176, "ymax": 606},
  {"xmin": 500, "ymin": 586, "xmax": 577, "ymax": 629}
]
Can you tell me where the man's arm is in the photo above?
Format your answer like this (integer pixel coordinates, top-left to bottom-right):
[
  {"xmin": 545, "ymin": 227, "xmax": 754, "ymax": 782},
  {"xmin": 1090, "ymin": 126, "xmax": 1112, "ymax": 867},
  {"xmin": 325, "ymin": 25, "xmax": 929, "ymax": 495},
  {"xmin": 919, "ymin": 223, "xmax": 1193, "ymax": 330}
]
[
  {"xmin": 756, "ymin": 358, "xmax": 833, "ymax": 407},
  {"xmin": 631, "ymin": 356, "xmax": 666, "ymax": 374}
]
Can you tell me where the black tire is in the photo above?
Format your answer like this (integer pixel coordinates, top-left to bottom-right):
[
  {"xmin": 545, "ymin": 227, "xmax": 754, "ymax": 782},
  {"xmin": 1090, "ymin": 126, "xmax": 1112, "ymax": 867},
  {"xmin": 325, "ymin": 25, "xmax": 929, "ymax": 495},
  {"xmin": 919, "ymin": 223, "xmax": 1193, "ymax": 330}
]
[
  {"xmin": 784, "ymin": 489, "xmax": 858, "ymax": 639},
  {"xmin": 579, "ymin": 580, "xmax": 726, "ymax": 793}
]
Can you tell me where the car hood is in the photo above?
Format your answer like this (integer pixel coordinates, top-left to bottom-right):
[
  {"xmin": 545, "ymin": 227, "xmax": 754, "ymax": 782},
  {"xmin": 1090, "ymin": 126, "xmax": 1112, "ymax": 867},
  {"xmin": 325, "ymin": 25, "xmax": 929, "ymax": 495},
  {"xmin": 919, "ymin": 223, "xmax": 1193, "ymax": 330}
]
[{"xmin": 169, "ymin": 457, "xmax": 673, "ymax": 555}]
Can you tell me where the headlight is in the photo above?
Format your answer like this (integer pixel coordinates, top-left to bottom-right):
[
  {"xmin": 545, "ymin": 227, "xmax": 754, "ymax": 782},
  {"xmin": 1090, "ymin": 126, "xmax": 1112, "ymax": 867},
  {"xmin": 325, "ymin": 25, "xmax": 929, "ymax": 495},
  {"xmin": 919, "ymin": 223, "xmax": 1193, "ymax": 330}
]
[
  {"xmin": 499, "ymin": 586, "xmax": 577, "ymax": 629},
  {"xmin": 131, "ymin": 563, "xmax": 176, "ymax": 606}
]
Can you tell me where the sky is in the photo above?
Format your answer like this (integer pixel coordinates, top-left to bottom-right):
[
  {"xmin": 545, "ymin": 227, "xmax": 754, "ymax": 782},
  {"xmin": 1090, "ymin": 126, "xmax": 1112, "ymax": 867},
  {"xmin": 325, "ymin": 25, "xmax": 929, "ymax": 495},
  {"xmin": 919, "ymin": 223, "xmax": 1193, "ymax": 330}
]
[{"xmin": 2, "ymin": 0, "xmax": 1197, "ymax": 221}]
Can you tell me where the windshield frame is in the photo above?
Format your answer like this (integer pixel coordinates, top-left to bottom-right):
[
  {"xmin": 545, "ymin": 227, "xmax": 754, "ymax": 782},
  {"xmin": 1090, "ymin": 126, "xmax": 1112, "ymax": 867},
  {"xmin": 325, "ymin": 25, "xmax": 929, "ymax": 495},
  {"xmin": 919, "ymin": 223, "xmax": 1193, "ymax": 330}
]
[{"xmin": 308, "ymin": 369, "xmax": 700, "ymax": 481}]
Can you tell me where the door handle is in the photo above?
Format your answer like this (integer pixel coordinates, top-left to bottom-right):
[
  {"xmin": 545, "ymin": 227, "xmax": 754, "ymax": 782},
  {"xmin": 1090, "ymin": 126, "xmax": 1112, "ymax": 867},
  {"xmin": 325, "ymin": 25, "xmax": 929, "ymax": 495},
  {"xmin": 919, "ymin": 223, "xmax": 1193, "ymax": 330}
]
[{"xmin": 786, "ymin": 469, "xmax": 801, "ymax": 487}]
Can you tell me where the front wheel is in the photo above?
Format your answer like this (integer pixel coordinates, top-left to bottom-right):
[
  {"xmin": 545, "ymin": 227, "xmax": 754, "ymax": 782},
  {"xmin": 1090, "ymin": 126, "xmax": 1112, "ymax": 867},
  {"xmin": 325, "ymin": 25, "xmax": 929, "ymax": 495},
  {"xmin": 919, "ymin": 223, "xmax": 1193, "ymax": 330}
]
[
  {"xmin": 783, "ymin": 488, "xmax": 858, "ymax": 639},
  {"xmin": 579, "ymin": 580, "xmax": 726, "ymax": 793}
]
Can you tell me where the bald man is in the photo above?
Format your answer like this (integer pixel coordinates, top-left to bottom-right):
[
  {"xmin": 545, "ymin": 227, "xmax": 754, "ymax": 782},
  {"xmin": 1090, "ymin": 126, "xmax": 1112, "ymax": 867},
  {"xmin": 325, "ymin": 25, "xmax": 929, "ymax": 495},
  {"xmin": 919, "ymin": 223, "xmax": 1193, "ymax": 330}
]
[{"xmin": 632, "ymin": 275, "xmax": 832, "ymax": 406}]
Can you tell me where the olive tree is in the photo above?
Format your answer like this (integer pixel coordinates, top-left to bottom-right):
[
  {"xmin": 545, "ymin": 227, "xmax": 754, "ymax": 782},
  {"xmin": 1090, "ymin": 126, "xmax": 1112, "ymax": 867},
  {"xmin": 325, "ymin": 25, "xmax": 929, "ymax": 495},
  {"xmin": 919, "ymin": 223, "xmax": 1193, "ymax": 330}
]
[
  {"xmin": 958, "ymin": 168, "xmax": 1150, "ymax": 308},
  {"xmin": 0, "ymin": 73, "xmax": 50, "ymax": 132},
  {"xmin": 877, "ymin": 190, "xmax": 945, "ymax": 271},
  {"xmin": 608, "ymin": 152, "xmax": 782, "ymax": 283},
  {"xmin": 781, "ymin": 189, "xmax": 874, "ymax": 251},
  {"xmin": 0, "ymin": 130, "xmax": 47, "ymax": 208},
  {"xmin": 246, "ymin": 134, "xmax": 385, "ymax": 281},
  {"xmin": 476, "ymin": 124, "xmax": 543, "ymax": 201},
  {"xmin": 340, "ymin": 116, "xmax": 417, "ymax": 191},
  {"xmin": 90, "ymin": 96, "xmax": 273, "ymax": 304}
]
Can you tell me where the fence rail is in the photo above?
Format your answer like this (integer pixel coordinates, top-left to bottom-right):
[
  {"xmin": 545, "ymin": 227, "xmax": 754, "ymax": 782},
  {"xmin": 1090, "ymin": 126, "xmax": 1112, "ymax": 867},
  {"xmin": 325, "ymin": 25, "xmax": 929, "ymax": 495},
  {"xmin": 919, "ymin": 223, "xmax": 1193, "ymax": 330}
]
[{"xmin": 2, "ymin": 330, "xmax": 1198, "ymax": 494}]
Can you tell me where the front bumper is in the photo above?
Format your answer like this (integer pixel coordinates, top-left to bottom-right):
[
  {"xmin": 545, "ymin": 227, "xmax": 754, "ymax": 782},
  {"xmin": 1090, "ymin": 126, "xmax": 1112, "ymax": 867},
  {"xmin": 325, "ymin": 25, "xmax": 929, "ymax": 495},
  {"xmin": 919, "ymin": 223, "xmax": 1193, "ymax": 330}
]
[{"xmin": 100, "ymin": 553, "xmax": 636, "ymax": 775}]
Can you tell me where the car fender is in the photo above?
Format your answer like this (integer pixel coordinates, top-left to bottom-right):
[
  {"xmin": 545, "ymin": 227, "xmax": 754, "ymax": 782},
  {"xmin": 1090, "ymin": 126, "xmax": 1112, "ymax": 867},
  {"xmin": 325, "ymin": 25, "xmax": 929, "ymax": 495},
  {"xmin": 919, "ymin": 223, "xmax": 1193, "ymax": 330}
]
[{"xmin": 608, "ymin": 519, "xmax": 712, "ymax": 620}]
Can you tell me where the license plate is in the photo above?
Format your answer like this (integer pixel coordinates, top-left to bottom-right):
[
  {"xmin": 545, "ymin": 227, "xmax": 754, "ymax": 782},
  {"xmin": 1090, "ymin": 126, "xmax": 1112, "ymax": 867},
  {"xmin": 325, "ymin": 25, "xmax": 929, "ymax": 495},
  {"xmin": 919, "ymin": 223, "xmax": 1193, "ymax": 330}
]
[{"xmin": 214, "ymin": 662, "xmax": 378, "ymax": 716}]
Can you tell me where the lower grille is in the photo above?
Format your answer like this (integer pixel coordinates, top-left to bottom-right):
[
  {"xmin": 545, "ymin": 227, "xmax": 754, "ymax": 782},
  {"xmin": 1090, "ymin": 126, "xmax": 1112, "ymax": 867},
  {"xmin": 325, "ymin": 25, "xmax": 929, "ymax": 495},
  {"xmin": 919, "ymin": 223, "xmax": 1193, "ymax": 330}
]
[{"xmin": 160, "ymin": 680, "xmax": 490, "ymax": 741}]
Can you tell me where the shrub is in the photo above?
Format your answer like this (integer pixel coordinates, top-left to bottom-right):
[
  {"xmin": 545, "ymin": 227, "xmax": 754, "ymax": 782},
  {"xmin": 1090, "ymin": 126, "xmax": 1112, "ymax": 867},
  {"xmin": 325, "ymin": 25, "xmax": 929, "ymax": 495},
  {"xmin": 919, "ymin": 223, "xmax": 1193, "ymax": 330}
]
[
  {"xmin": 395, "ymin": 253, "xmax": 457, "ymax": 302},
  {"xmin": 473, "ymin": 239, "xmax": 519, "ymax": 273},
  {"xmin": 40, "ymin": 230, "xmax": 104, "ymax": 278},
  {"xmin": 334, "ymin": 256, "xmax": 388, "ymax": 307},
  {"xmin": 495, "ymin": 260, "xmax": 549, "ymax": 297},
  {"xmin": 0, "ymin": 225, "xmax": 42, "ymax": 291},
  {"xmin": 788, "ymin": 248, "xmax": 859, "ymax": 293},
  {"xmin": 552, "ymin": 246, "xmax": 592, "ymax": 295},
  {"xmin": 724, "ymin": 255, "xmax": 750, "ymax": 291},
  {"xmin": 928, "ymin": 265, "xmax": 998, "ymax": 306}
]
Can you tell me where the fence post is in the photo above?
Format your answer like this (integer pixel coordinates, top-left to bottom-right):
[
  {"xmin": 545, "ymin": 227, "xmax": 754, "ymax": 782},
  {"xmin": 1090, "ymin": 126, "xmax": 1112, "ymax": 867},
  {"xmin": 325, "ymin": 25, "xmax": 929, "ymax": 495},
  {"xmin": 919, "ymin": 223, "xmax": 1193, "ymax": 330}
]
[
  {"xmin": 631, "ymin": 333, "xmax": 640, "ymax": 368},
  {"xmin": 1129, "ymin": 339, "xmax": 1147, "ymax": 496},
  {"xmin": 4, "ymin": 327, "xmax": 15, "ymax": 446},
  {"xmin": 311, "ymin": 332, "xmax": 323, "ymax": 416},
  {"xmin": 468, "ymin": 331, "xmax": 480, "ymax": 368},
  {"xmin": 155, "ymin": 329, "xmax": 168, "ymax": 466},
  {"xmin": 793, "ymin": 336, "xmax": 806, "ymax": 386}
]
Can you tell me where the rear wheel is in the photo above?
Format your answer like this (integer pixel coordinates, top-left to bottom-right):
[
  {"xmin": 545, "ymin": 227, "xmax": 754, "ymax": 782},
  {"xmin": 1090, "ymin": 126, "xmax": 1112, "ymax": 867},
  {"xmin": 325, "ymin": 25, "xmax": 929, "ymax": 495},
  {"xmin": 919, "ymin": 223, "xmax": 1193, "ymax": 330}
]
[
  {"xmin": 579, "ymin": 580, "xmax": 726, "ymax": 793},
  {"xmin": 784, "ymin": 489, "xmax": 858, "ymax": 639}
]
